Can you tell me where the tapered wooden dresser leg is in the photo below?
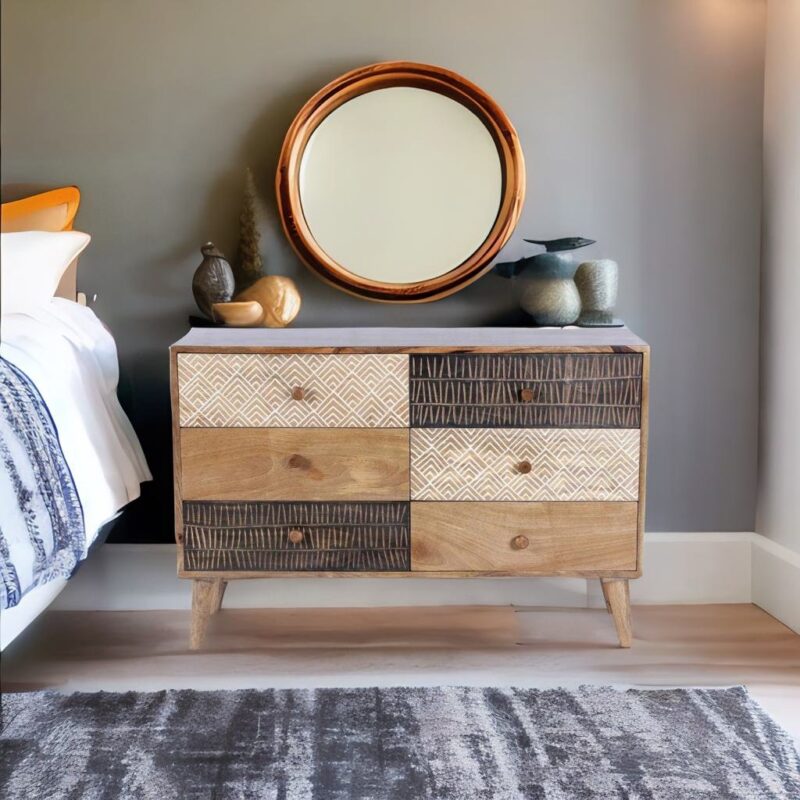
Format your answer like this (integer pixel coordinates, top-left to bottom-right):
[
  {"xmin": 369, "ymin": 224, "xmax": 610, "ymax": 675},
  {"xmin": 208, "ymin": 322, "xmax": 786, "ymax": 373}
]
[
  {"xmin": 600, "ymin": 578, "xmax": 632, "ymax": 648},
  {"xmin": 190, "ymin": 579, "xmax": 223, "ymax": 650},
  {"xmin": 211, "ymin": 580, "xmax": 227, "ymax": 614},
  {"xmin": 600, "ymin": 580, "xmax": 613, "ymax": 614}
]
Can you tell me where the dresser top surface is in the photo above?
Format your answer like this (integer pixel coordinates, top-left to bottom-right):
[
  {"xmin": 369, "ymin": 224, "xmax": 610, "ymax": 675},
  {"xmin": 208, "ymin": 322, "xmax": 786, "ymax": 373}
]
[{"xmin": 173, "ymin": 327, "xmax": 647, "ymax": 351}]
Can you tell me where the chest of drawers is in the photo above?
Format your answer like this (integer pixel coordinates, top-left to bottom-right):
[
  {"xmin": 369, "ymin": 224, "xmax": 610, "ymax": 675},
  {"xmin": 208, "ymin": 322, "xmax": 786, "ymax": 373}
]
[{"xmin": 171, "ymin": 327, "xmax": 649, "ymax": 649}]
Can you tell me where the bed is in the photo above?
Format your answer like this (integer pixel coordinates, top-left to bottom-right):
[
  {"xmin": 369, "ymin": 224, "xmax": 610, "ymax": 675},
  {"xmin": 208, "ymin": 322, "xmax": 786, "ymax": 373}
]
[{"xmin": 0, "ymin": 187, "xmax": 151, "ymax": 649}]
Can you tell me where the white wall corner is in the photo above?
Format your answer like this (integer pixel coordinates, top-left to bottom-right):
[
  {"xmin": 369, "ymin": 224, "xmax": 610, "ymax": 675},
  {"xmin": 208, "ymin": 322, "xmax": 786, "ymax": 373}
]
[{"xmin": 751, "ymin": 534, "xmax": 800, "ymax": 634}]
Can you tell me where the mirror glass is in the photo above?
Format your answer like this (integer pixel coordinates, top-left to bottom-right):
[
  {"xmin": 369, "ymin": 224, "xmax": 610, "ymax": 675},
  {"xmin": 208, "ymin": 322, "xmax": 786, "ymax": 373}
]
[{"xmin": 298, "ymin": 86, "xmax": 503, "ymax": 284}]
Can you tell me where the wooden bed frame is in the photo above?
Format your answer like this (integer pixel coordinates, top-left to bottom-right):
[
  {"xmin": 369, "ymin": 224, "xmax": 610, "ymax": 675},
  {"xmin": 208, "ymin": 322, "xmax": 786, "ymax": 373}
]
[{"xmin": 1, "ymin": 186, "xmax": 82, "ymax": 302}]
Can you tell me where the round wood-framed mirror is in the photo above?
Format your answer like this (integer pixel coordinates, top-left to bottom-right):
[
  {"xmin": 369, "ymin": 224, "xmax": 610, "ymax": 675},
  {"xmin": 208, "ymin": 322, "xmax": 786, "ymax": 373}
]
[{"xmin": 276, "ymin": 62, "xmax": 525, "ymax": 303}]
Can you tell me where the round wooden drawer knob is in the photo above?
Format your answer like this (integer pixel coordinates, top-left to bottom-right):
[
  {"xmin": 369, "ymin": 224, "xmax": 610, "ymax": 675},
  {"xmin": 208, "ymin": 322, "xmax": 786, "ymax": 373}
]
[
  {"xmin": 519, "ymin": 388, "xmax": 534, "ymax": 402},
  {"xmin": 511, "ymin": 535, "xmax": 530, "ymax": 551},
  {"xmin": 291, "ymin": 386, "xmax": 305, "ymax": 401},
  {"xmin": 288, "ymin": 529, "xmax": 304, "ymax": 544},
  {"xmin": 517, "ymin": 460, "xmax": 532, "ymax": 474}
]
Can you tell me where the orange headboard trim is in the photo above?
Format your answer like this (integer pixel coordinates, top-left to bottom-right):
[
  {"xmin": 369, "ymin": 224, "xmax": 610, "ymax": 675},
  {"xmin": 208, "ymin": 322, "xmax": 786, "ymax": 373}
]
[
  {"xmin": 1, "ymin": 187, "xmax": 83, "ymax": 302},
  {"xmin": 1, "ymin": 186, "xmax": 81, "ymax": 233}
]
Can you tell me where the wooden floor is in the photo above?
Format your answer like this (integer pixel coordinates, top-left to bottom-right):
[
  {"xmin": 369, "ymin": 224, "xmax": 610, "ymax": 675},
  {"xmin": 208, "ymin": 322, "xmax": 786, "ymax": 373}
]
[{"xmin": 3, "ymin": 603, "xmax": 800, "ymax": 742}]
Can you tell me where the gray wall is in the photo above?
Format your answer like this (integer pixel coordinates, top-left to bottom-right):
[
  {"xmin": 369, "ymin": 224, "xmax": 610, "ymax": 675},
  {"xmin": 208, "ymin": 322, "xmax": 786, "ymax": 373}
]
[
  {"xmin": 1, "ymin": 0, "xmax": 764, "ymax": 540},
  {"xmin": 758, "ymin": 0, "xmax": 799, "ymax": 555}
]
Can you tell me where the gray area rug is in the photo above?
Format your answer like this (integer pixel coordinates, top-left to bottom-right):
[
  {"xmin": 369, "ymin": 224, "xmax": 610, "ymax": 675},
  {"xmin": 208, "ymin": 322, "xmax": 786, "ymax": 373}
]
[{"xmin": 1, "ymin": 686, "xmax": 798, "ymax": 799}]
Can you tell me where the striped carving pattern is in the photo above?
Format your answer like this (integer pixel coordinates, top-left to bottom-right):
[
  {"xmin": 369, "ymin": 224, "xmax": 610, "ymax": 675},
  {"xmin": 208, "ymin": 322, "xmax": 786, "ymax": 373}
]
[
  {"xmin": 411, "ymin": 354, "xmax": 642, "ymax": 428},
  {"xmin": 183, "ymin": 501, "xmax": 410, "ymax": 572},
  {"xmin": 178, "ymin": 353, "xmax": 409, "ymax": 428},
  {"xmin": 410, "ymin": 428, "xmax": 640, "ymax": 501}
]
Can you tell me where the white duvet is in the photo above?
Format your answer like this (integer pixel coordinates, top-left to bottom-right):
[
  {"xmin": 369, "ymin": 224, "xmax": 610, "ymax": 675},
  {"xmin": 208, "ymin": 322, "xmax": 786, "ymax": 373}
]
[{"xmin": 0, "ymin": 299, "xmax": 151, "ymax": 543}]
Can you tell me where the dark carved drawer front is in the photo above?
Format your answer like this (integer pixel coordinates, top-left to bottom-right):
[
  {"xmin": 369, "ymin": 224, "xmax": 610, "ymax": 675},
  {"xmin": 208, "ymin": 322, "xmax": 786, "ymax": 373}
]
[
  {"xmin": 411, "ymin": 353, "xmax": 642, "ymax": 428},
  {"xmin": 183, "ymin": 501, "xmax": 409, "ymax": 572}
]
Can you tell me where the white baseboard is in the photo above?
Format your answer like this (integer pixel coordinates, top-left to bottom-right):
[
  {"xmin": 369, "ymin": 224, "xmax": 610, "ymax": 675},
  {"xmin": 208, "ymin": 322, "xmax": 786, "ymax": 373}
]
[{"xmin": 54, "ymin": 531, "xmax": 778, "ymax": 612}]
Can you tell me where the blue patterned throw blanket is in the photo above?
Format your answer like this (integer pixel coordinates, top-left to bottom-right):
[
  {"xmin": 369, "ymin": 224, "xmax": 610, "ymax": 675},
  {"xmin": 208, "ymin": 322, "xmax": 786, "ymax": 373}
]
[{"xmin": 0, "ymin": 358, "xmax": 84, "ymax": 609}]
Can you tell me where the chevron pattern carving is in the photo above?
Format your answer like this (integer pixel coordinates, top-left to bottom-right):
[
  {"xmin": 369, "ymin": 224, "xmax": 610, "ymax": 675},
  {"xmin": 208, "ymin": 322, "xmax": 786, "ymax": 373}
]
[
  {"xmin": 178, "ymin": 353, "xmax": 409, "ymax": 427},
  {"xmin": 411, "ymin": 428, "xmax": 640, "ymax": 501}
]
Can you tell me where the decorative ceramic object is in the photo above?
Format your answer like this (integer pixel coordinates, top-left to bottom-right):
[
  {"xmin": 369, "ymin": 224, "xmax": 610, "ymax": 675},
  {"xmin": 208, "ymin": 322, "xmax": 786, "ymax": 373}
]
[
  {"xmin": 494, "ymin": 236, "xmax": 595, "ymax": 279},
  {"xmin": 234, "ymin": 167, "xmax": 264, "ymax": 291},
  {"xmin": 575, "ymin": 259, "xmax": 623, "ymax": 327},
  {"xmin": 212, "ymin": 275, "xmax": 302, "ymax": 328},
  {"xmin": 210, "ymin": 301, "xmax": 264, "ymax": 327},
  {"xmin": 236, "ymin": 275, "xmax": 302, "ymax": 327},
  {"xmin": 192, "ymin": 242, "xmax": 235, "ymax": 319},
  {"xmin": 517, "ymin": 252, "xmax": 581, "ymax": 326},
  {"xmin": 522, "ymin": 237, "xmax": 596, "ymax": 254},
  {"xmin": 494, "ymin": 236, "xmax": 594, "ymax": 326}
]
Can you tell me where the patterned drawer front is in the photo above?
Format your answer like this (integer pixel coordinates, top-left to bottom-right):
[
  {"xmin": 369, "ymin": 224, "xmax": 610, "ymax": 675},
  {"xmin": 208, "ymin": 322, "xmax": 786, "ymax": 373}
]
[
  {"xmin": 411, "ymin": 428, "xmax": 640, "ymax": 501},
  {"xmin": 411, "ymin": 502, "xmax": 638, "ymax": 572},
  {"xmin": 411, "ymin": 354, "xmax": 642, "ymax": 428},
  {"xmin": 178, "ymin": 353, "xmax": 409, "ymax": 427},
  {"xmin": 183, "ymin": 501, "xmax": 410, "ymax": 572}
]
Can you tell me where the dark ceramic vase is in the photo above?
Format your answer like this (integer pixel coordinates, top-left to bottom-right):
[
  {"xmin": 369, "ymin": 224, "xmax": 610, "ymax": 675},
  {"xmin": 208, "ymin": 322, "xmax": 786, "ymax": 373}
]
[
  {"xmin": 192, "ymin": 242, "xmax": 235, "ymax": 319},
  {"xmin": 518, "ymin": 252, "xmax": 581, "ymax": 326}
]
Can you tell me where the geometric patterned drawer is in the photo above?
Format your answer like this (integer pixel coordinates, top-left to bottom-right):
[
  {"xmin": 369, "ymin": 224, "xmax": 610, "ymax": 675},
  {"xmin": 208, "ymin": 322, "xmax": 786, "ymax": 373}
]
[
  {"xmin": 178, "ymin": 353, "xmax": 409, "ymax": 428},
  {"xmin": 411, "ymin": 353, "xmax": 642, "ymax": 428},
  {"xmin": 410, "ymin": 428, "xmax": 640, "ymax": 501},
  {"xmin": 182, "ymin": 501, "xmax": 410, "ymax": 572}
]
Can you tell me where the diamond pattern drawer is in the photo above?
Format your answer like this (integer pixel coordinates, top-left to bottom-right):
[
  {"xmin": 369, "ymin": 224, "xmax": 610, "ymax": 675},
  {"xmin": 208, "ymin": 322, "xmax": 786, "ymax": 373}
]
[
  {"xmin": 177, "ymin": 353, "xmax": 409, "ymax": 427},
  {"xmin": 411, "ymin": 353, "xmax": 642, "ymax": 428},
  {"xmin": 410, "ymin": 427, "xmax": 640, "ymax": 501},
  {"xmin": 183, "ymin": 501, "xmax": 410, "ymax": 572}
]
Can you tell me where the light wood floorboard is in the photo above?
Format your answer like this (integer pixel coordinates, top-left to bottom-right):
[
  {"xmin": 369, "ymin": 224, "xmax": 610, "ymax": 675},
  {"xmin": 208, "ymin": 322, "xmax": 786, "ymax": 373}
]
[{"xmin": 2, "ymin": 604, "xmax": 799, "ymax": 742}]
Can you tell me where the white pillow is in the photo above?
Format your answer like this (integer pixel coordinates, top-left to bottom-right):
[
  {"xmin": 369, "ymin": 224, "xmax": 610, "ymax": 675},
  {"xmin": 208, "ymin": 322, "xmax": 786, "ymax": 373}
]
[{"xmin": 1, "ymin": 231, "xmax": 91, "ymax": 316}]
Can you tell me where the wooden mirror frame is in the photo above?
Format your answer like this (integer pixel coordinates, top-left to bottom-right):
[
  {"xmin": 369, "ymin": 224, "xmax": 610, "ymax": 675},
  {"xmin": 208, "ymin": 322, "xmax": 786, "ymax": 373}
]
[{"xmin": 276, "ymin": 62, "xmax": 526, "ymax": 303}]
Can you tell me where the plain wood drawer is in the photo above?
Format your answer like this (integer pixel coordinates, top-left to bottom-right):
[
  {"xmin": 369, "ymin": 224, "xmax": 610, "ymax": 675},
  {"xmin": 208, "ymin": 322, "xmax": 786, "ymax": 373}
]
[
  {"xmin": 411, "ymin": 502, "xmax": 638, "ymax": 573},
  {"xmin": 410, "ymin": 428, "xmax": 640, "ymax": 501},
  {"xmin": 182, "ymin": 501, "xmax": 410, "ymax": 572},
  {"xmin": 180, "ymin": 428, "xmax": 409, "ymax": 501},
  {"xmin": 177, "ymin": 352, "xmax": 409, "ymax": 427},
  {"xmin": 410, "ymin": 353, "xmax": 642, "ymax": 428}
]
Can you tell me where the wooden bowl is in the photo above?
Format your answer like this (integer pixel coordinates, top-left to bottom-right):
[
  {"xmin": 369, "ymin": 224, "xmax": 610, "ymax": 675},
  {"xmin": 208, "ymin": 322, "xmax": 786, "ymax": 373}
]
[{"xmin": 211, "ymin": 300, "xmax": 264, "ymax": 327}]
